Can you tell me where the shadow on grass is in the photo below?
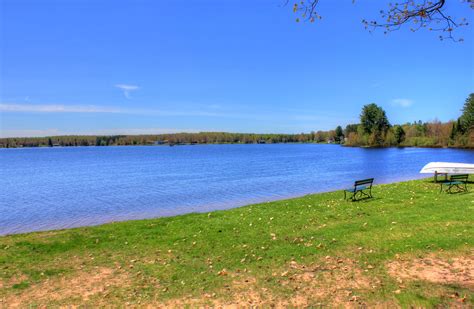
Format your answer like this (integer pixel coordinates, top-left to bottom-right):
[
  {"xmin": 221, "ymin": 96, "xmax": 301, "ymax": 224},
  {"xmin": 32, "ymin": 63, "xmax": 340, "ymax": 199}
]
[
  {"xmin": 442, "ymin": 190, "xmax": 471, "ymax": 195},
  {"xmin": 426, "ymin": 179, "xmax": 474, "ymax": 184},
  {"xmin": 344, "ymin": 196, "xmax": 380, "ymax": 203}
]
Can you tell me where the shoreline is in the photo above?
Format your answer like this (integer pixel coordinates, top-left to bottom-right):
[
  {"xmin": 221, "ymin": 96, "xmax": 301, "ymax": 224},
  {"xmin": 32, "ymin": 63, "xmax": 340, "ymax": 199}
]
[
  {"xmin": 1, "ymin": 142, "xmax": 473, "ymax": 150},
  {"xmin": 0, "ymin": 175, "xmax": 437, "ymax": 237}
]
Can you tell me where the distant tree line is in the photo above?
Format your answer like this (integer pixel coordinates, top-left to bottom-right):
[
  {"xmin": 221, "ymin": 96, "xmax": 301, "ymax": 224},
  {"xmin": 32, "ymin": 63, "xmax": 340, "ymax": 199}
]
[
  {"xmin": 0, "ymin": 132, "xmax": 325, "ymax": 148},
  {"xmin": 336, "ymin": 93, "xmax": 474, "ymax": 148},
  {"xmin": 1, "ymin": 93, "xmax": 472, "ymax": 149}
]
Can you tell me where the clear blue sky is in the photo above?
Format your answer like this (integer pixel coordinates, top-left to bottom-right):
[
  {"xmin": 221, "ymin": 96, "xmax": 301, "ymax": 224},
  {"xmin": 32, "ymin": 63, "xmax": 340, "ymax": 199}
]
[{"xmin": 1, "ymin": 0, "xmax": 473, "ymax": 137}]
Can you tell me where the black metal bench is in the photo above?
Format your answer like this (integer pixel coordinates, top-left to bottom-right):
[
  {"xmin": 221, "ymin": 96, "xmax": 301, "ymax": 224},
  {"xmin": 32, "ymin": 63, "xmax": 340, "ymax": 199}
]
[
  {"xmin": 440, "ymin": 174, "xmax": 469, "ymax": 193},
  {"xmin": 344, "ymin": 178, "xmax": 374, "ymax": 201}
]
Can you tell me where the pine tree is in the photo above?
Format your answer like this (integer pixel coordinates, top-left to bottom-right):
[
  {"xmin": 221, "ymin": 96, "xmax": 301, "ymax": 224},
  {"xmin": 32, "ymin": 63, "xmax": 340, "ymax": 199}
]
[
  {"xmin": 335, "ymin": 126, "xmax": 344, "ymax": 143},
  {"xmin": 460, "ymin": 93, "xmax": 474, "ymax": 132},
  {"xmin": 393, "ymin": 125, "xmax": 406, "ymax": 144},
  {"xmin": 450, "ymin": 122, "xmax": 458, "ymax": 140}
]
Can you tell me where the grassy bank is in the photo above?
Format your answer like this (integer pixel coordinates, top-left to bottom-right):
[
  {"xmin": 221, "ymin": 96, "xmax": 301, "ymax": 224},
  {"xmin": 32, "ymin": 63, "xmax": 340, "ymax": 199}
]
[{"xmin": 0, "ymin": 179, "xmax": 473, "ymax": 307}]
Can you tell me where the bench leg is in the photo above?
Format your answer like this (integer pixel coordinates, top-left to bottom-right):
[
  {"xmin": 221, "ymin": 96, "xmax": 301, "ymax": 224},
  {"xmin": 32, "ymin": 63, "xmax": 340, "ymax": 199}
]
[
  {"xmin": 441, "ymin": 182, "xmax": 468, "ymax": 194},
  {"xmin": 352, "ymin": 190, "xmax": 359, "ymax": 201},
  {"xmin": 366, "ymin": 190, "xmax": 372, "ymax": 199},
  {"xmin": 448, "ymin": 184, "xmax": 457, "ymax": 194},
  {"xmin": 344, "ymin": 191, "xmax": 355, "ymax": 200},
  {"xmin": 451, "ymin": 184, "xmax": 465, "ymax": 193},
  {"xmin": 351, "ymin": 189, "xmax": 372, "ymax": 201}
]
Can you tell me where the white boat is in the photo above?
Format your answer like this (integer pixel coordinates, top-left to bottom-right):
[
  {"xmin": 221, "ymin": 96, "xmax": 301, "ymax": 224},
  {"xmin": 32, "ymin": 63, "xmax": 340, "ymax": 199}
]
[{"xmin": 420, "ymin": 162, "xmax": 474, "ymax": 175}]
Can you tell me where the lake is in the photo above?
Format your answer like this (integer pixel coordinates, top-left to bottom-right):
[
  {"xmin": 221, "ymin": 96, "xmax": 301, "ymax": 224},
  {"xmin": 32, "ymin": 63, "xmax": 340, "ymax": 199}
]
[{"xmin": 0, "ymin": 144, "xmax": 473, "ymax": 235}]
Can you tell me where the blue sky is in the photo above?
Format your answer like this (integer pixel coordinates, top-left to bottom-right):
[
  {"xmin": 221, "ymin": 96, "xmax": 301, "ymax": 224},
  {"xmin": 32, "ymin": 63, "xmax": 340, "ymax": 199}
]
[{"xmin": 1, "ymin": 0, "xmax": 473, "ymax": 137}]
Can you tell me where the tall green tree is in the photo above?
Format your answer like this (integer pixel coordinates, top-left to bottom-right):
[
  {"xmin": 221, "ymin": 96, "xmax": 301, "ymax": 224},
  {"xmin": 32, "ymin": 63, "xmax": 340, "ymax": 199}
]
[
  {"xmin": 344, "ymin": 124, "xmax": 359, "ymax": 136},
  {"xmin": 335, "ymin": 126, "xmax": 344, "ymax": 143},
  {"xmin": 450, "ymin": 122, "xmax": 458, "ymax": 140},
  {"xmin": 393, "ymin": 125, "xmax": 406, "ymax": 145},
  {"xmin": 460, "ymin": 93, "xmax": 474, "ymax": 132},
  {"xmin": 360, "ymin": 103, "xmax": 390, "ymax": 146},
  {"xmin": 360, "ymin": 103, "xmax": 390, "ymax": 134}
]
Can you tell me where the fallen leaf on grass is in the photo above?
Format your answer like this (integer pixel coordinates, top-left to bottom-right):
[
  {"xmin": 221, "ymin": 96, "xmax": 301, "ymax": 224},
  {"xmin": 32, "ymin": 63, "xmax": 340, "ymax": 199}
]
[{"xmin": 217, "ymin": 269, "xmax": 228, "ymax": 276}]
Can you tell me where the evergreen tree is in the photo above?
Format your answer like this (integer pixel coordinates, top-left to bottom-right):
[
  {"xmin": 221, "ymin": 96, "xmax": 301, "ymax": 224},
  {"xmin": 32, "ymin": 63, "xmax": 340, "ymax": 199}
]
[
  {"xmin": 460, "ymin": 93, "xmax": 474, "ymax": 132},
  {"xmin": 360, "ymin": 103, "xmax": 390, "ymax": 146},
  {"xmin": 457, "ymin": 118, "xmax": 465, "ymax": 135},
  {"xmin": 393, "ymin": 125, "xmax": 406, "ymax": 145},
  {"xmin": 450, "ymin": 122, "xmax": 458, "ymax": 140},
  {"xmin": 335, "ymin": 126, "xmax": 344, "ymax": 143},
  {"xmin": 344, "ymin": 124, "xmax": 359, "ymax": 136}
]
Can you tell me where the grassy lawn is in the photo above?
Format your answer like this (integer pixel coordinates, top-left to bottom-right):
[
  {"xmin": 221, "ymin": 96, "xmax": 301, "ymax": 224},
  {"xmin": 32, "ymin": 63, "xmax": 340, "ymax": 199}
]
[{"xmin": 0, "ymin": 178, "xmax": 473, "ymax": 307}]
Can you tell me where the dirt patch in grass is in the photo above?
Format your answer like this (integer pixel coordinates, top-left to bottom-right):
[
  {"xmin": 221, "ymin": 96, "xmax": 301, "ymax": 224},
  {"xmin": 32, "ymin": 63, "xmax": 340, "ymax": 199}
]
[
  {"xmin": 161, "ymin": 256, "xmax": 380, "ymax": 307},
  {"xmin": 387, "ymin": 253, "xmax": 474, "ymax": 288},
  {"xmin": 0, "ymin": 274, "xmax": 28, "ymax": 290},
  {"xmin": 1, "ymin": 267, "xmax": 132, "ymax": 307},
  {"xmin": 278, "ymin": 256, "xmax": 374, "ymax": 307},
  {"xmin": 2, "ymin": 257, "xmax": 377, "ymax": 307}
]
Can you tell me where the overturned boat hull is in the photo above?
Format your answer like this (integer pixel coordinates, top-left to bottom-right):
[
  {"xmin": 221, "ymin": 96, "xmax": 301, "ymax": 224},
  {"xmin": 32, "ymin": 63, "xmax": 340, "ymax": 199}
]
[{"xmin": 420, "ymin": 162, "xmax": 474, "ymax": 174}]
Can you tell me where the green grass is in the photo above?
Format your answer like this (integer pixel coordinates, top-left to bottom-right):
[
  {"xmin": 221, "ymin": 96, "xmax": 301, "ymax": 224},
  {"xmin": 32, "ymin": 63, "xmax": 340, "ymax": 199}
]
[{"xmin": 0, "ymin": 178, "xmax": 473, "ymax": 307}]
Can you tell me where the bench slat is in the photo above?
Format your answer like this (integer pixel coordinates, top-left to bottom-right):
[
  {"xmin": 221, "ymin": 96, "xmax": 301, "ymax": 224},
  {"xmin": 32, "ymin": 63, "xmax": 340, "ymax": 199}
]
[
  {"xmin": 355, "ymin": 178, "xmax": 374, "ymax": 186},
  {"xmin": 345, "ymin": 185, "xmax": 367, "ymax": 192},
  {"xmin": 450, "ymin": 174, "xmax": 468, "ymax": 181}
]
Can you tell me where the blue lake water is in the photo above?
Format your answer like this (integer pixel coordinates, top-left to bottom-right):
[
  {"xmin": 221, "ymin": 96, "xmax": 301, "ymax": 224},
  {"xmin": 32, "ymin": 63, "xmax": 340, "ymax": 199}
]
[{"xmin": 0, "ymin": 144, "xmax": 473, "ymax": 235}]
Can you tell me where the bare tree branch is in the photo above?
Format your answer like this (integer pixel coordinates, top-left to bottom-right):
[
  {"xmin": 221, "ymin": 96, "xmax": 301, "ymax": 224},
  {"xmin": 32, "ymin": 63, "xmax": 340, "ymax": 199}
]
[{"xmin": 290, "ymin": 0, "xmax": 473, "ymax": 42}]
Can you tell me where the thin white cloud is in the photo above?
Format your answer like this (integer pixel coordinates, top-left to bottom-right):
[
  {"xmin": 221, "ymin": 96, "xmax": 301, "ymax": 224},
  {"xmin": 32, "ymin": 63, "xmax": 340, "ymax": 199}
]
[
  {"xmin": 0, "ymin": 103, "xmax": 122, "ymax": 113},
  {"xmin": 86, "ymin": 128, "xmax": 200, "ymax": 136},
  {"xmin": 0, "ymin": 102, "xmax": 257, "ymax": 119},
  {"xmin": 0, "ymin": 129, "xmax": 62, "ymax": 138},
  {"xmin": 2, "ymin": 102, "xmax": 362, "ymax": 128},
  {"xmin": 391, "ymin": 98, "xmax": 414, "ymax": 108},
  {"xmin": 115, "ymin": 84, "xmax": 139, "ymax": 98},
  {"xmin": 290, "ymin": 114, "xmax": 327, "ymax": 121},
  {"xmin": 0, "ymin": 128, "xmax": 201, "ymax": 138},
  {"xmin": 370, "ymin": 81, "xmax": 383, "ymax": 88},
  {"xmin": 207, "ymin": 104, "xmax": 222, "ymax": 109}
]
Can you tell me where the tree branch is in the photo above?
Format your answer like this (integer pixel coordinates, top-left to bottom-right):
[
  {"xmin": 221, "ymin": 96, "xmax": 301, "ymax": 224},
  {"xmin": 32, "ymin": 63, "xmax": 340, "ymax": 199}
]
[{"xmin": 290, "ymin": 0, "xmax": 472, "ymax": 42}]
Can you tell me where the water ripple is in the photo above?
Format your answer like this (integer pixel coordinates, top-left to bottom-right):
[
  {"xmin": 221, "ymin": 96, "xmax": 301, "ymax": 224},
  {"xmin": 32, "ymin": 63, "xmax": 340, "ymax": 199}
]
[{"xmin": 0, "ymin": 144, "xmax": 473, "ymax": 235}]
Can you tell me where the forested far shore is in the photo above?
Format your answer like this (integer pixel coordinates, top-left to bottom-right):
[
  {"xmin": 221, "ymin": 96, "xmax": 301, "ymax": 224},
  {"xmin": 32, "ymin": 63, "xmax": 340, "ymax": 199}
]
[
  {"xmin": 1, "ymin": 93, "xmax": 473, "ymax": 149},
  {"xmin": 0, "ymin": 126, "xmax": 472, "ymax": 149},
  {"xmin": 0, "ymin": 132, "xmax": 322, "ymax": 148},
  {"xmin": 332, "ymin": 93, "xmax": 474, "ymax": 149}
]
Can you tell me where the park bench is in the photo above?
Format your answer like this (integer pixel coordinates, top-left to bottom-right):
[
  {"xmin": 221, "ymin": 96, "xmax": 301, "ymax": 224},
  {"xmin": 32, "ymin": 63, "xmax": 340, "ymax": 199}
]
[
  {"xmin": 344, "ymin": 178, "xmax": 374, "ymax": 201},
  {"xmin": 440, "ymin": 174, "xmax": 469, "ymax": 194}
]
